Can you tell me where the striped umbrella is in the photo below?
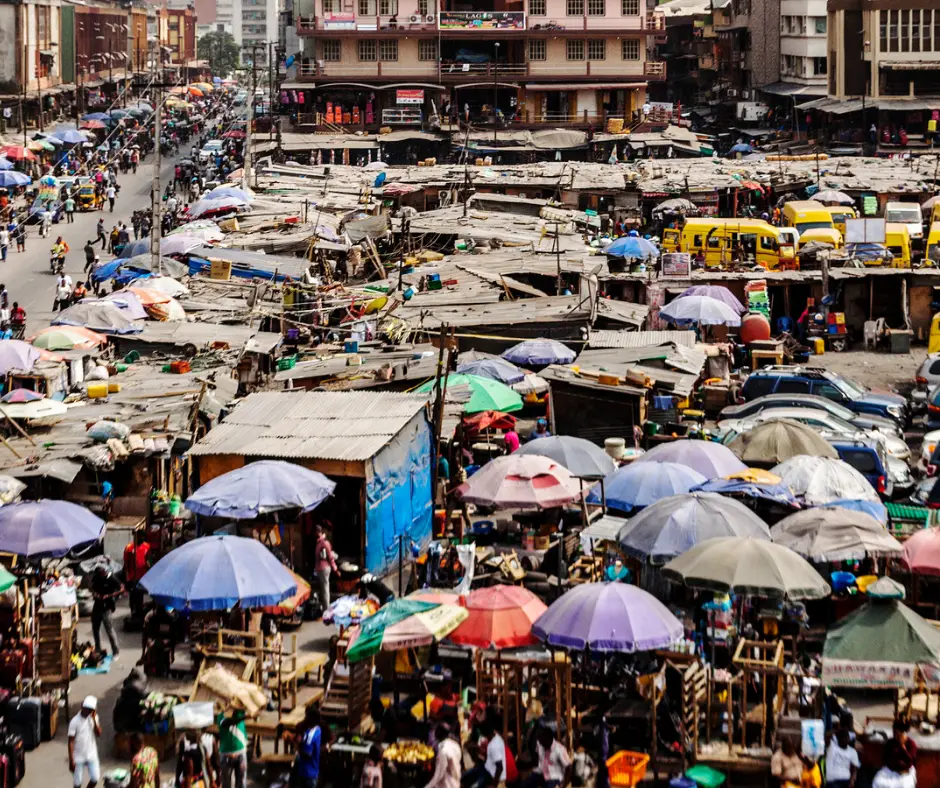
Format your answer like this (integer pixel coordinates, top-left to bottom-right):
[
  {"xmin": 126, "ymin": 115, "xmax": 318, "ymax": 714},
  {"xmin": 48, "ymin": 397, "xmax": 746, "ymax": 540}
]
[{"xmin": 455, "ymin": 454, "xmax": 582, "ymax": 510}]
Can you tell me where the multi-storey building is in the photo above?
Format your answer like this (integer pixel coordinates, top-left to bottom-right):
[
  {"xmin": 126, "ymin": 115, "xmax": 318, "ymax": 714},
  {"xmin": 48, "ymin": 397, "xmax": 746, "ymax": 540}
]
[
  {"xmin": 240, "ymin": 0, "xmax": 280, "ymax": 66},
  {"xmin": 289, "ymin": 0, "xmax": 666, "ymax": 128},
  {"xmin": 713, "ymin": 0, "xmax": 780, "ymax": 98},
  {"xmin": 773, "ymin": 0, "xmax": 828, "ymax": 97}
]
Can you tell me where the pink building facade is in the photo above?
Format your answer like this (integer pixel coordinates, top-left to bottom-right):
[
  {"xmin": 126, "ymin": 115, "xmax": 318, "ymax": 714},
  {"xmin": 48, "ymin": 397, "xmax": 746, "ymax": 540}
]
[{"xmin": 290, "ymin": 0, "xmax": 666, "ymax": 128}]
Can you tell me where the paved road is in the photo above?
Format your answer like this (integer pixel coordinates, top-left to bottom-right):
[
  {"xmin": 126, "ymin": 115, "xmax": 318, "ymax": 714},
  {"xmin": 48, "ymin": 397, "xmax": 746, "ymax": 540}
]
[{"xmin": 8, "ymin": 149, "xmax": 181, "ymax": 334}]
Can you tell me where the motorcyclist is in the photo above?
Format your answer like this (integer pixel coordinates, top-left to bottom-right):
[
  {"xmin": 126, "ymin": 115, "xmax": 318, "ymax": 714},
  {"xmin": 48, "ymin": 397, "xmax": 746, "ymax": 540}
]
[{"xmin": 50, "ymin": 236, "xmax": 69, "ymax": 272}]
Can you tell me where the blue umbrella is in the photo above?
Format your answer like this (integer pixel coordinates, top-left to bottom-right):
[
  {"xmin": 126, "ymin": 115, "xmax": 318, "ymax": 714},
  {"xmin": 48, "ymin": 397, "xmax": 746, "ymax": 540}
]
[
  {"xmin": 659, "ymin": 295, "xmax": 742, "ymax": 327},
  {"xmin": 502, "ymin": 339, "xmax": 575, "ymax": 366},
  {"xmin": 185, "ymin": 459, "xmax": 336, "ymax": 519},
  {"xmin": 0, "ymin": 500, "xmax": 105, "ymax": 558},
  {"xmin": 823, "ymin": 498, "xmax": 888, "ymax": 525},
  {"xmin": 0, "ymin": 171, "xmax": 31, "ymax": 188},
  {"xmin": 617, "ymin": 492, "xmax": 771, "ymax": 563},
  {"xmin": 693, "ymin": 478, "xmax": 800, "ymax": 507},
  {"xmin": 605, "ymin": 236, "xmax": 659, "ymax": 259},
  {"xmin": 456, "ymin": 357, "xmax": 525, "ymax": 385},
  {"xmin": 82, "ymin": 113, "xmax": 111, "ymax": 121},
  {"xmin": 204, "ymin": 186, "xmax": 252, "ymax": 202},
  {"xmin": 119, "ymin": 238, "xmax": 151, "ymax": 259},
  {"xmin": 588, "ymin": 461, "xmax": 706, "ymax": 512},
  {"xmin": 730, "ymin": 143, "xmax": 753, "ymax": 154},
  {"xmin": 213, "ymin": 76, "xmax": 222, "ymax": 83},
  {"xmin": 140, "ymin": 535, "xmax": 297, "ymax": 610},
  {"xmin": 0, "ymin": 159, "xmax": 12, "ymax": 172},
  {"xmin": 56, "ymin": 129, "xmax": 90, "ymax": 145}
]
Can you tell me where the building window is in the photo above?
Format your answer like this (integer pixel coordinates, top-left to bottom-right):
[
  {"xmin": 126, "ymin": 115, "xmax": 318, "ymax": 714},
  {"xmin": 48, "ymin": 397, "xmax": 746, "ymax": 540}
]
[
  {"xmin": 418, "ymin": 40, "xmax": 437, "ymax": 60},
  {"xmin": 880, "ymin": 10, "xmax": 888, "ymax": 52},
  {"xmin": 323, "ymin": 0, "xmax": 340, "ymax": 12},
  {"xmin": 379, "ymin": 0, "xmax": 397, "ymax": 14},
  {"xmin": 621, "ymin": 38, "xmax": 640, "ymax": 59},
  {"xmin": 911, "ymin": 10, "xmax": 920, "ymax": 52},
  {"xmin": 322, "ymin": 40, "xmax": 341, "ymax": 60},
  {"xmin": 813, "ymin": 56, "xmax": 827, "ymax": 75},
  {"xmin": 587, "ymin": 0, "xmax": 605, "ymax": 16},
  {"xmin": 567, "ymin": 0, "xmax": 584, "ymax": 16},
  {"xmin": 567, "ymin": 39, "xmax": 584, "ymax": 59},
  {"xmin": 921, "ymin": 9, "xmax": 931, "ymax": 51},
  {"xmin": 379, "ymin": 39, "xmax": 398, "ymax": 60},
  {"xmin": 901, "ymin": 9, "xmax": 909, "ymax": 52},
  {"xmin": 358, "ymin": 40, "xmax": 377, "ymax": 60},
  {"xmin": 529, "ymin": 0, "xmax": 546, "ymax": 15},
  {"xmin": 621, "ymin": 0, "xmax": 639, "ymax": 15},
  {"xmin": 528, "ymin": 39, "xmax": 546, "ymax": 60},
  {"xmin": 417, "ymin": 0, "xmax": 429, "ymax": 15},
  {"xmin": 358, "ymin": 0, "xmax": 376, "ymax": 14},
  {"xmin": 587, "ymin": 39, "xmax": 606, "ymax": 59}
]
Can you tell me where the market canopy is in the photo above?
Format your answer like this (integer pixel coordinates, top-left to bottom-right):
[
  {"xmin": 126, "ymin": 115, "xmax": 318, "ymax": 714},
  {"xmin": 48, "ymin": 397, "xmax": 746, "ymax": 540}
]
[
  {"xmin": 693, "ymin": 478, "xmax": 799, "ymax": 507},
  {"xmin": 455, "ymin": 454, "xmax": 582, "ymax": 510},
  {"xmin": 605, "ymin": 236, "xmax": 659, "ymax": 260},
  {"xmin": 52, "ymin": 300, "xmax": 143, "ymax": 335},
  {"xmin": 903, "ymin": 527, "xmax": 940, "ymax": 576},
  {"xmin": 0, "ymin": 340, "xmax": 42, "ymax": 375},
  {"xmin": 635, "ymin": 439, "xmax": 748, "ymax": 479},
  {"xmin": 345, "ymin": 599, "xmax": 447, "ymax": 662},
  {"xmin": 662, "ymin": 536, "xmax": 831, "ymax": 600},
  {"xmin": 414, "ymin": 374, "xmax": 523, "ymax": 414},
  {"xmin": 449, "ymin": 586, "xmax": 546, "ymax": 649},
  {"xmin": 772, "ymin": 455, "xmax": 879, "ymax": 504},
  {"xmin": 587, "ymin": 461, "xmax": 706, "ymax": 512},
  {"xmin": 727, "ymin": 419, "xmax": 839, "ymax": 465},
  {"xmin": 140, "ymin": 535, "xmax": 297, "ymax": 611},
  {"xmin": 516, "ymin": 435, "xmax": 616, "ymax": 480},
  {"xmin": 660, "ymin": 295, "xmax": 742, "ymax": 327},
  {"xmin": 532, "ymin": 582, "xmax": 683, "ymax": 653},
  {"xmin": 617, "ymin": 492, "xmax": 771, "ymax": 563},
  {"xmin": 822, "ymin": 594, "xmax": 940, "ymax": 688},
  {"xmin": 455, "ymin": 357, "xmax": 526, "ymax": 385},
  {"xmin": 185, "ymin": 460, "xmax": 336, "ymax": 519},
  {"xmin": 771, "ymin": 507, "xmax": 902, "ymax": 562},
  {"xmin": 0, "ymin": 500, "xmax": 105, "ymax": 558},
  {"xmin": 501, "ymin": 338, "xmax": 576, "ymax": 367},
  {"xmin": 677, "ymin": 285, "xmax": 745, "ymax": 314},
  {"xmin": 30, "ymin": 326, "xmax": 108, "ymax": 351}
]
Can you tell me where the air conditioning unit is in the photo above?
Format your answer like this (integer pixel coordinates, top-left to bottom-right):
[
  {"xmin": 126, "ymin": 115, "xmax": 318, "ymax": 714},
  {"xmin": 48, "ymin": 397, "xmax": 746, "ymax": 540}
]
[
  {"xmin": 409, "ymin": 13, "xmax": 420, "ymax": 22},
  {"xmin": 727, "ymin": 88, "xmax": 738, "ymax": 97},
  {"xmin": 425, "ymin": 14, "xmax": 436, "ymax": 22},
  {"xmin": 741, "ymin": 89, "xmax": 751, "ymax": 99}
]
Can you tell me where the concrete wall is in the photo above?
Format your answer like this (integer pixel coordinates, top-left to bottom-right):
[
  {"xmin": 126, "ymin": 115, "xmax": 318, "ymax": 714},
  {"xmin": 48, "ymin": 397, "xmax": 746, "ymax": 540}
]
[{"xmin": 0, "ymin": 6, "xmax": 17, "ymax": 87}]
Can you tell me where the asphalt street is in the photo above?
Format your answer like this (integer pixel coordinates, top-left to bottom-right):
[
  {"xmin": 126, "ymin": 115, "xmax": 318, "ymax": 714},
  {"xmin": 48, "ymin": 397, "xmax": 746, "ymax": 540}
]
[{"xmin": 7, "ymin": 149, "xmax": 182, "ymax": 333}]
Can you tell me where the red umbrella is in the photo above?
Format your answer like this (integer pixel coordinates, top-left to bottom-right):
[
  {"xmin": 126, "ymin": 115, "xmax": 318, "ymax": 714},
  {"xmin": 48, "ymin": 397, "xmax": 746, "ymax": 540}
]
[
  {"xmin": 455, "ymin": 454, "xmax": 582, "ymax": 510},
  {"xmin": 1, "ymin": 146, "xmax": 36, "ymax": 162},
  {"xmin": 463, "ymin": 411, "xmax": 517, "ymax": 435},
  {"xmin": 80, "ymin": 120, "xmax": 106, "ymax": 130},
  {"xmin": 223, "ymin": 130, "xmax": 246, "ymax": 139},
  {"xmin": 449, "ymin": 586, "xmax": 547, "ymax": 649},
  {"xmin": 903, "ymin": 527, "xmax": 940, "ymax": 576}
]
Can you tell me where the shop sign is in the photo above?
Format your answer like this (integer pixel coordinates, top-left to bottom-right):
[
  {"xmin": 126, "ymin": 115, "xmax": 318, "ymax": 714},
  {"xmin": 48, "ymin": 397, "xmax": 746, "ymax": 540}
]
[
  {"xmin": 438, "ymin": 11, "xmax": 526, "ymax": 30},
  {"xmin": 396, "ymin": 89, "xmax": 425, "ymax": 105},
  {"xmin": 821, "ymin": 659, "xmax": 917, "ymax": 689},
  {"xmin": 322, "ymin": 12, "xmax": 355, "ymax": 29},
  {"xmin": 661, "ymin": 252, "xmax": 690, "ymax": 278}
]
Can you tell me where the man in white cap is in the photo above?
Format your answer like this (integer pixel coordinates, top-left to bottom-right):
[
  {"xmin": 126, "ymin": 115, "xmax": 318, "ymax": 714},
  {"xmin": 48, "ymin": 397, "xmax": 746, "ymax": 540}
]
[{"xmin": 69, "ymin": 696, "xmax": 102, "ymax": 788}]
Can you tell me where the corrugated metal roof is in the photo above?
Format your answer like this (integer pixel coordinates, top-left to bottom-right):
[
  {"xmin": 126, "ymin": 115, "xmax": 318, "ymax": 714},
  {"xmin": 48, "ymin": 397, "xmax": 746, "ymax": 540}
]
[
  {"xmin": 191, "ymin": 391, "xmax": 429, "ymax": 461},
  {"xmin": 588, "ymin": 329, "xmax": 697, "ymax": 349}
]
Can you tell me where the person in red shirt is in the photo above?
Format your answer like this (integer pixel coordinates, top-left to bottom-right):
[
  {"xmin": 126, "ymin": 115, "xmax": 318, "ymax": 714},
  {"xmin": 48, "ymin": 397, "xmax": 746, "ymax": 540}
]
[{"xmin": 314, "ymin": 524, "xmax": 338, "ymax": 615}]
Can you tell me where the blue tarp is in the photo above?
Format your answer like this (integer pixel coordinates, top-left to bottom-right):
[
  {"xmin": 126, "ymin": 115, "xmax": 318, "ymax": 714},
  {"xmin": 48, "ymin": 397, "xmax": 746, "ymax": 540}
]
[{"xmin": 364, "ymin": 411, "xmax": 433, "ymax": 575}]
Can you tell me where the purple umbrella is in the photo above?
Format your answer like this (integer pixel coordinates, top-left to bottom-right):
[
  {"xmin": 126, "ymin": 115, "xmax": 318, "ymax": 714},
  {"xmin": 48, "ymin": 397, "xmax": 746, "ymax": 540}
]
[
  {"xmin": 0, "ymin": 390, "xmax": 44, "ymax": 404},
  {"xmin": 532, "ymin": 583, "xmax": 683, "ymax": 652},
  {"xmin": 635, "ymin": 440, "xmax": 747, "ymax": 479},
  {"xmin": 101, "ymin": 290, "xmax": 149, "ymax": 320},
  {"xmin": 0, "ymin": 340, "xmax": 41, "ymax": 376},
  {"xmin": 0, "ymin": 500, "xmax": 105, "ymax": 558},
  {"xmin": 678, "ymin": 285, "xmax": 746, "ymax": 314},
  {"xmin": 501, "ymin": 339, "xmax": 576, "ymax": 367}
]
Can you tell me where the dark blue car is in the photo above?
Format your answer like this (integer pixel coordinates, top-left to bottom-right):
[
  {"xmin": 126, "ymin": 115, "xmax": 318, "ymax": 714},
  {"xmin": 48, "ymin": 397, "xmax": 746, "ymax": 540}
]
[{"xmin": 741, "ymin": 366, "xmax": 908, "ymax": 427}]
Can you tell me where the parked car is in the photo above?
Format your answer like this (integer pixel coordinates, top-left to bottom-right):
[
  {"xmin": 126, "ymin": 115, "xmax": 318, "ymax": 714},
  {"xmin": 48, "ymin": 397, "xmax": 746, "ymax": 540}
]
[
  {"xmin": 826, "ymin": 436, "xmax": 906, "ymax": 499},
  {"xmin": 741, "ymin": 366, "xmax": 908, "ymax": 426},
  {"xmin": 911, "ymin": 353, "xmax": 940, "ymax": 412},
  {"xmin": 719, "ymin": 393, "xmax": 903, "ymax": 437},
  {"xmin": 924, "ymin": 384, "xmax": 940, "ymax": 430},
  {"xmin": 718, "ymin": 408, "xmax": 910, "ymax": 461}
]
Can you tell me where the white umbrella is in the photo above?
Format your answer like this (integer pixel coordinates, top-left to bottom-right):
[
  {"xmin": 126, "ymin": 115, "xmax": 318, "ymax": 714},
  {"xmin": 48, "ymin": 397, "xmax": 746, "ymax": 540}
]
[{"xmin": 772, "ymin": 455, "xmax": 879, "ymax": 505}]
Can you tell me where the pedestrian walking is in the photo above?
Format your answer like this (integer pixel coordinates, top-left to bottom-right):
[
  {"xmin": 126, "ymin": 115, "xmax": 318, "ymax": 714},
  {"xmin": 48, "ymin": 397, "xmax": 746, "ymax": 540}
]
[
  {"xmin": 84, "ymin": 240, "xmax": 96, "ymax": 273},
  {"xmin": 106, "ymin": 184, "xmax": 116, "ymax": 213},
  {"xmin": 109, "ymin": 225, "xmax": 119, "ymax": 255},
  {"xmin": 0, "ymin": 227, "xmax": 10, "ymax": 262},
  {"xmin": 69, "ymin": 696, "xmax": 102, "ymax": 788},
  {"xmin": 129, "ymin": 733, "xmax": 160, "ymax": 788},
  {"xmin": 96, "ymin": 218, "xmax": 107, "ymax": 250},
  {"xmin": 64, "ymin": 194, "xmax": 76, "ymax": 223},
  {"xmin": 216, "ymin": 709, "xmax": 248, "ymax": 788},
  {"xmin": 13, "ymin": 223, "xmax": 24, "ymax": 253},
  {"xmin": 292, "ymin": 707, "xmax": 324, "ymax": 788},
  {"xmin": 40, "ymin": 207, "xmax": 52, "ymax": 238},
  {"xmin": 314, "ymin": 524, "xmax": 338, "ymax": 614},
  {"xmin": 54, "ymin": 273, "xmax": 72, "ymax": 312},
  {"xmin": 131, "ymin": 211, "xmax": 140, "ymax": 240},
  {"xmin": 91, "ymin": 564, "xmax": 123, "ymax": 657}
]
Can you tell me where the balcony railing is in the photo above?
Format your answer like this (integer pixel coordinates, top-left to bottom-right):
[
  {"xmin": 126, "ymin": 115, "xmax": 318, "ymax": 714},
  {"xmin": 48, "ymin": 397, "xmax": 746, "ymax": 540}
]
[
  {"xmin": 298, "ymin": 10, "xmax": 665, "ymax": 32},
  {"xmin": 439, "ymin": 11, "xmax": 526, "ymax": 31},
  {"xmin": 295, "ymin": 59, "xmax": 666, "ymax": 79}
]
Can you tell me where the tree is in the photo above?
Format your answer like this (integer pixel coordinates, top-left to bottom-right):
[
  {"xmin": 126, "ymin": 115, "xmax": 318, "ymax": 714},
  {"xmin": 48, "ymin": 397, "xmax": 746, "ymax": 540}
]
[{"xmin": 197, "ymin": 31, "xmax": 240, "ymax": 79}]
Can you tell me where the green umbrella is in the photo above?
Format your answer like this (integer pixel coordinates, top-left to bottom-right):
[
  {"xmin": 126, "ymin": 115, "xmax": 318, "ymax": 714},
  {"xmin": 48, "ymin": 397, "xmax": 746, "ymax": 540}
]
[
  {"xmin": 414, "ymin": 374, "xmax": 523, "ymax": 414},
  {"xmin": 346, "ymin": 599, "xmax": 438, "ymax": 662},
  {"xmin": 0, "ymin": 565, "xmax": 15, "ymax": 593}
]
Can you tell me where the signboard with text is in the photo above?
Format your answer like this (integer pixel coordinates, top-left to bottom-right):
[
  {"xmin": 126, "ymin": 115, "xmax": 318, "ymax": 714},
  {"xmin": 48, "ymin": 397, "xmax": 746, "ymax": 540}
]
[
  {"xmin": 661, "ymin": 252, "xmax": 691, "ymax": 278},
  {"xmin": 438, "ymin": 11, "xmax": 525, "ymax": 30},
  {"xmin": 396, "ymin": 89, "xmax": 425, "ymax": 105},
  {"xmin": 821, "ymin": 659, "xmax": 918, "ymax": 689},
  {"xmin": 322, "ymin": 12, "xmax": 355, "ymax": 29}
]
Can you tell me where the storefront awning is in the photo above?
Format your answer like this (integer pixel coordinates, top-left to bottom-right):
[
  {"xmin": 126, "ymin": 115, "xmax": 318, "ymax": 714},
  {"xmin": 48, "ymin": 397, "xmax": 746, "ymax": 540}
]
[
  {"xmin": 760, "ymin": 81, "xmax": 826, "ymax": 97},
  {"xmin": 524, "ymin": 82, "xmax": 645, "ymax": 91},
  {"xmin": 280, "ymin": 81, "xmax": 311, "ymax": 90}
]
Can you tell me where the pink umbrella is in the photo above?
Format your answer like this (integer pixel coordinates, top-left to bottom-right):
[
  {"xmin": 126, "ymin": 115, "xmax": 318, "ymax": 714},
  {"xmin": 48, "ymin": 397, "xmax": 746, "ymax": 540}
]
[
  {"xmin": 0, "ymin": 390, "xmax": 43, "ymax": 404},
  {"xmin": 903, "ymin": 527, "xmax": 940, "ymax": 576},
  {"xmin": 0, "ymin": 340, "xmax": 42, "ymax": 375},
  {"xmin": 455, "ymin": 454, "xmax": 582, "ymax": 510}
]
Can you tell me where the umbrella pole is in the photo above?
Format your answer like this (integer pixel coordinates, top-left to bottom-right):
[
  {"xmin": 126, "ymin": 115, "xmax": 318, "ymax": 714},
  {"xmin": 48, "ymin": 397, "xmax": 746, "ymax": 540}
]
[{"xmin": 600, "ymin": 478, "xmax": 607, "ymax": 515}]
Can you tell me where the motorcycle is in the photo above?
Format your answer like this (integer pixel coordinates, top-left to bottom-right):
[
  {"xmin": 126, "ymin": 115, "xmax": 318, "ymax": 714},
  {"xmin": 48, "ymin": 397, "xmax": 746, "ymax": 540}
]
[{"xmin": 50, "ymin": 253, "xmax": 64, "ymax": 275}]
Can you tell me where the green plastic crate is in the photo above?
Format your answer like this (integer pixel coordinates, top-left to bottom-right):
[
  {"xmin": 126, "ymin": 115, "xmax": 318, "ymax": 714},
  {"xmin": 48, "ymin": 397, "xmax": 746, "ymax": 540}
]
[{"xmin": 685, "ymin": 764, "xmax": 726, "ymax": 788}]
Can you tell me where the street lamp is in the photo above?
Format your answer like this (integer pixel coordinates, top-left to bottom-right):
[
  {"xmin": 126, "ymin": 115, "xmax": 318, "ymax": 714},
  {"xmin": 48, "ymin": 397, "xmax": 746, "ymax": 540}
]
[{"xmin": 493, "ymin": 41, "xmax": 499, "ymax": 143}]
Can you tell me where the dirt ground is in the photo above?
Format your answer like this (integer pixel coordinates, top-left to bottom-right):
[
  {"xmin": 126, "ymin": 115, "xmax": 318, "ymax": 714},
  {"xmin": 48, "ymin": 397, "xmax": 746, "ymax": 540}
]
[{"xmin": 808, "ymin": 346, "xmax": 928, "ymax": 393}]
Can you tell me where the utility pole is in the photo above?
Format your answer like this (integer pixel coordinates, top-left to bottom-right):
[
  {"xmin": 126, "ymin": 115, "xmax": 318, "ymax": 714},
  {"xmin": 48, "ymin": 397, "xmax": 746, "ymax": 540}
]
[
  {"xmin": 243, "ymin": 46, "xmax": 259, "ymax": 189},
  {"xmin": 554, "ymin": 221, "xmax": 563, "ymax": 295},
  {"xmin": 150, "ymin": 55, "xmax": 163, "ymax": 276}
]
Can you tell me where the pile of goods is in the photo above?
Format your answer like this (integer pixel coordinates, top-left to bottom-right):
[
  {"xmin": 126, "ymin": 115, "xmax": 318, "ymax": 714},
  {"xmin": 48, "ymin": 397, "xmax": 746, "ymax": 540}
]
[{"xmin": 383, "ymin": 741, "xmax": 435, "ymax": 765}]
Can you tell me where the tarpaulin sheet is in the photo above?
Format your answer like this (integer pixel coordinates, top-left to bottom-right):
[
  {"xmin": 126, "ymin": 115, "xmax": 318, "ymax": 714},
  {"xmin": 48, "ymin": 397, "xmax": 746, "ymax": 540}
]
[{"xmin": 364, "ymin": 410, "xmax": 433, "ymax": 575}]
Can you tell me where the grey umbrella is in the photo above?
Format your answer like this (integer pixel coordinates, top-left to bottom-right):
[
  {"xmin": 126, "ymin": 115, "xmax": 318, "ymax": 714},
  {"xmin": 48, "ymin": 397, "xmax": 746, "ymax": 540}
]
[
  {"xmin": 771, "ymin": 507, "xmax": 903, "ymax": 562},
  {"xmin": 516, "ymin": 435, "xmax": 616, "ymax": 480},
  {"xmin": 617, "ymin": 491, "xmax": 771, "ymax": 563},
  {"xmin": 52, "ymin": 300, "xmax": 142, "ymax": 335}
]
